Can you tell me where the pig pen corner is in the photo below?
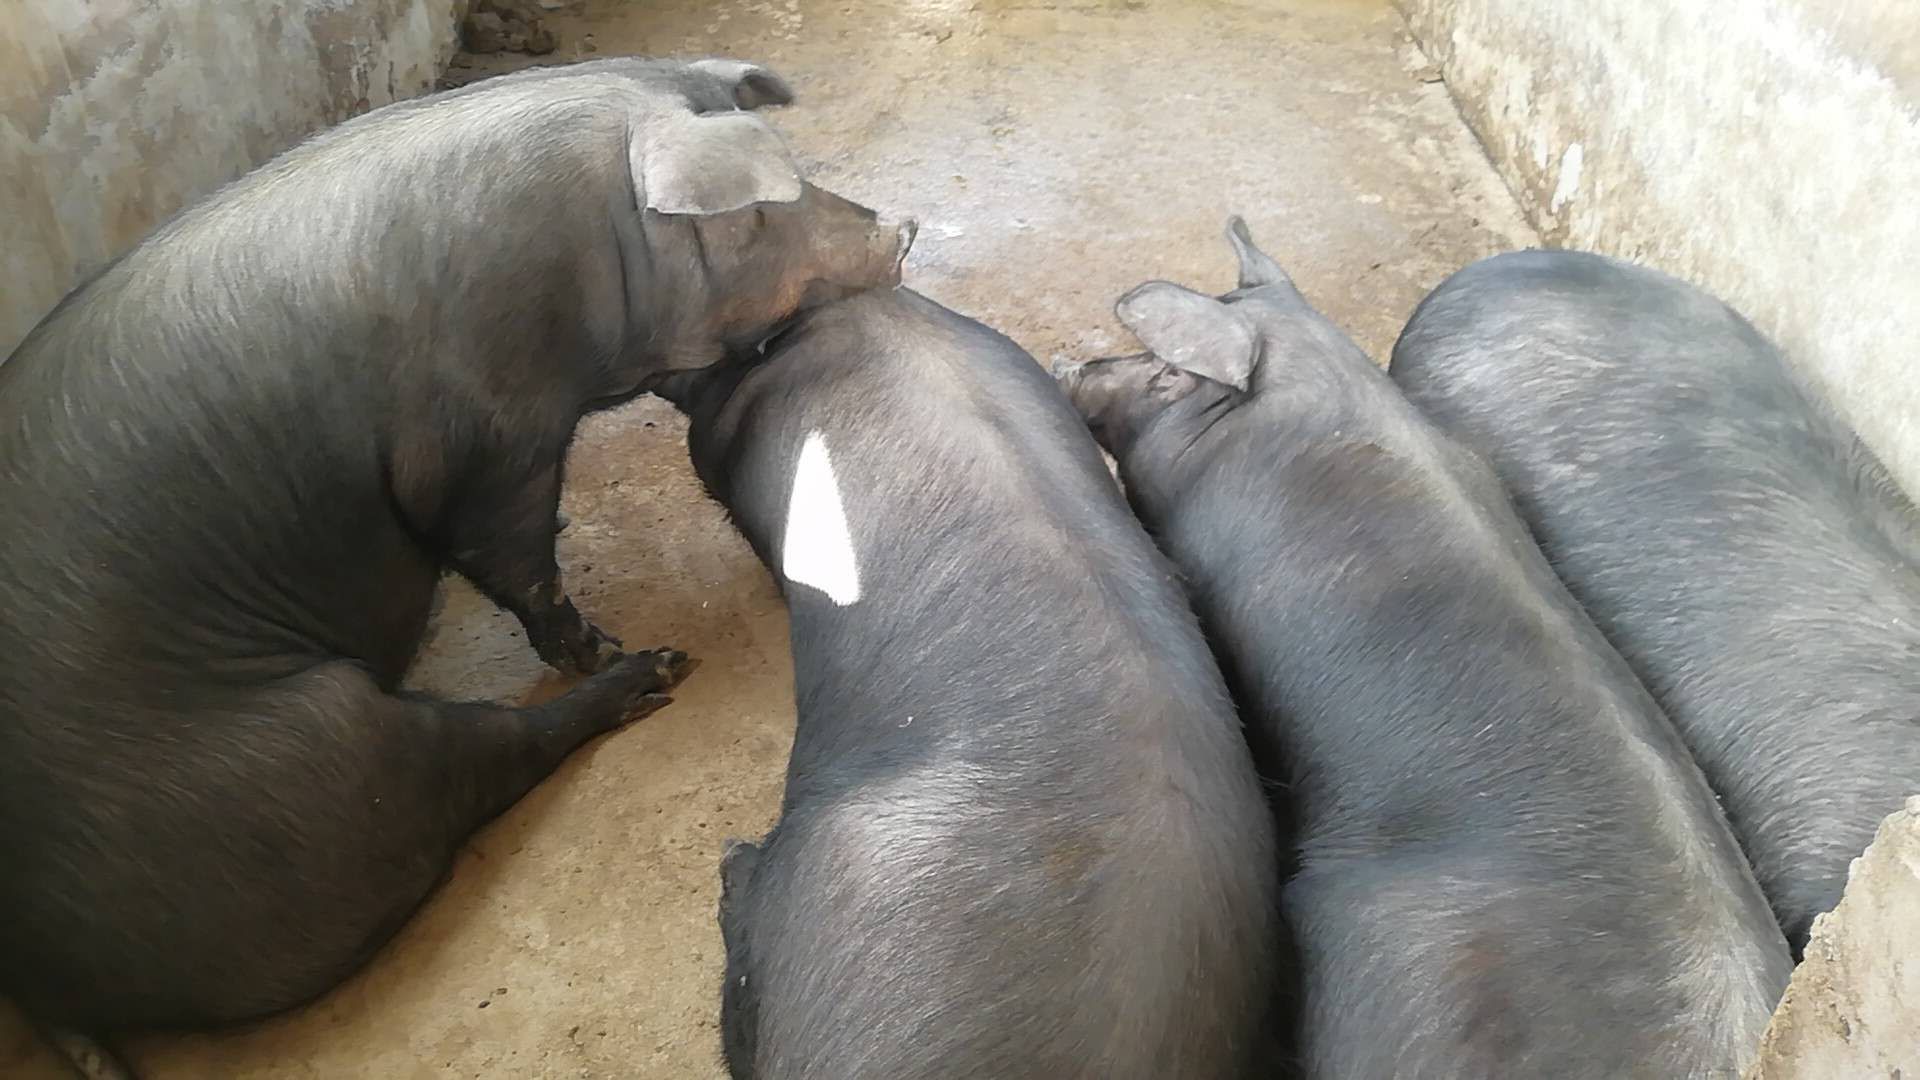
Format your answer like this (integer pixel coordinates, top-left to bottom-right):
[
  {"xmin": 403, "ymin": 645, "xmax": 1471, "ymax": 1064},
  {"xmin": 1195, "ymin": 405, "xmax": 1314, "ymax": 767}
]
[{"xmin": 1, "ymin": 0, "xmax": 1916, "ymax": 1077}]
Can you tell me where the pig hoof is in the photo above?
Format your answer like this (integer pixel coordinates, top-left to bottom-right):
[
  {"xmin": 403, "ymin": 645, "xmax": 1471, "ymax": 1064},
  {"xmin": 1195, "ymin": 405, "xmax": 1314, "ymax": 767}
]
[
  {"xmin": 594, "ymin": 649, "xmax": 698, "ymax": 722},
  {"xmin": 645, "ymin": 648, "xmax": 698, "ymax": 689},
  {"xmin": 586, "ymin": 630, "xmax": 626, "ymax": 671},
  {"xmin": 597, "ymin": 647, "xmax": 691, "ymax": 693},
  {"xmin": 554, "ymin": 622, "xmax": 625, "ymax": 675},
  {"xmin": 624, "ymin": 693, "xmax": 674, "ymax": 722},
  {"xmin": 534, "ymin": 620, "xmax": 623, "ymax": 676}
]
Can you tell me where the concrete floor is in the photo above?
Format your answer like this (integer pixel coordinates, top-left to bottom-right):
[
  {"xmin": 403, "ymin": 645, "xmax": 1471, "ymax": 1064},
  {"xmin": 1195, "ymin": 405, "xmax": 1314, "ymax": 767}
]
[{"xmin": 0, "ymin": 1, "xmax": 1535, "ymax": 1076}]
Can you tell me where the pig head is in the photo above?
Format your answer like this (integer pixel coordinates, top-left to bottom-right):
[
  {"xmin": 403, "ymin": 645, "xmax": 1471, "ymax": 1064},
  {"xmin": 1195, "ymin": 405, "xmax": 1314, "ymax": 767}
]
[
  {"xmin": 348, "ymin": 56, "xmax": 917, "ymax": 675},
  {"xmin": 617, "ymin": 59, "xmax": 917, "ymax": 375},
  {"xmin": 459, "ymin": 56, "xmax": 919, "ymax": 387}
]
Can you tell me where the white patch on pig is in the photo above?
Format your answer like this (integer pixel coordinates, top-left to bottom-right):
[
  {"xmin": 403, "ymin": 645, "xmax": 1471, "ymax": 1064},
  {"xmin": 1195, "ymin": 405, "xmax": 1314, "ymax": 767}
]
[
  {"xmin": 1550, "ymin": 142, "xmax": 1584, "ymax": 214},
  {"xmin": 781, "ymin": 431, "xmax": 861, "ymax": 606}
]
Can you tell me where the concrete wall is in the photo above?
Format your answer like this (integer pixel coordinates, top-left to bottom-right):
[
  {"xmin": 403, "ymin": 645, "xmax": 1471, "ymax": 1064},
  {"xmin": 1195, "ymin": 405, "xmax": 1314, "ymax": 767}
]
[
  {"xmin": 1745, "ymin": 797, "xmax": 1920, "ymax": 1079},
  {"xmin": 1397, "ymin": 0, "xmax": 1920, "ymax": 498},
  {"xmin": 1, "ymin": 0, "xmax": 463, "ymax": 356}
]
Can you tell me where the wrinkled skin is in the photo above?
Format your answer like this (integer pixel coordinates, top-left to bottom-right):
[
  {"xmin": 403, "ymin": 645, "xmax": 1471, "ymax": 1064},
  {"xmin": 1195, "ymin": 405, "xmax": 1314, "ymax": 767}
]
[
  {"xmin": 658, "ymin": 289, "xmax": 1281, "ymax": 1080},
  {"xmin": 0, "ymin": 56, "xmax": 907, "ymax": 1076},
  {"xmin": 1057, "ymin": 220, "xmax": 1791, "ymax": 1079},
  {"xmin": 1390, "ymin": 250, "xmax": 1920, "ymax": 954}
]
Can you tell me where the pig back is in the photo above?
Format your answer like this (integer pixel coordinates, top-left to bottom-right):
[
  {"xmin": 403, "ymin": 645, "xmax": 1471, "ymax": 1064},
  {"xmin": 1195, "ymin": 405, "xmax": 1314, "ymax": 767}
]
[
  {"xmin": 1390, "ymin": 249, "xmax": 1920, "ymax": 947},
  {"xmin": 704, "ymin": 289, "xmax": 1282, "ymax": 1079},
  {"xmin": 0, "ymin": 288, "xmax": 439, "ymax": 722},
  {"xmin": 1130, "ymin": 404, "xmax": 1786, "ymax": 1077}
]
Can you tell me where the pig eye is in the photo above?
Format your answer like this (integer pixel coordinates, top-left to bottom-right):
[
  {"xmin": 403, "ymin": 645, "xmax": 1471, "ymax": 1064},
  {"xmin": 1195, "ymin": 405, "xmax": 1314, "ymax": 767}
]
[{"xmin": 752, "ymin": 207, "xmax": 768, "ymax": 229}]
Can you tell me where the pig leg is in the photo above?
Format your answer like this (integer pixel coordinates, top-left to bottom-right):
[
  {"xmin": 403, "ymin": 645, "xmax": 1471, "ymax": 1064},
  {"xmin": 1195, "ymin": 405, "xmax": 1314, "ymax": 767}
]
[
  {"xmin": 6, "ymin": 649, "xmax": 692, "ymax": 1047},
  {"xmin": 439, "ymin": 450, "xmax": 623, "ymax": 676},
  {"xmin": 718, "ymin": 840, "xmax": 763, "ymax": 1080},
  {"xmin": 427, "ymin": 647, "xmax": 692, "ymax": 829}
]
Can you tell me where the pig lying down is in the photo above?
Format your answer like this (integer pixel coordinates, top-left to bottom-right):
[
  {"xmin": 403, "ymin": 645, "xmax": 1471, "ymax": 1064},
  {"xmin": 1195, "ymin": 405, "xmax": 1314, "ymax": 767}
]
[
  {"xmin": 656, "ymin": 289, "xmax": 1282, "ymax": 1080},
  {"xmin": 0, "ymin": 56, "xmax": 911, "ymax": 1076},
  {"xmin": 1391, "ymin": 251, "xmax": 1920, "ymax": 954},
  {"xmin": 1056, "ymin": 221, "xmax": 1792, "ymax": 1077}
]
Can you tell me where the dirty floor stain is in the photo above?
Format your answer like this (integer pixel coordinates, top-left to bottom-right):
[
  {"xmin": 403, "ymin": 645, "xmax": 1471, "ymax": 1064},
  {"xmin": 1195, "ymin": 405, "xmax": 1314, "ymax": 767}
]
[{"xmin": 0, "ymin": 1, "xmax": 1534, "ymax": 1076}]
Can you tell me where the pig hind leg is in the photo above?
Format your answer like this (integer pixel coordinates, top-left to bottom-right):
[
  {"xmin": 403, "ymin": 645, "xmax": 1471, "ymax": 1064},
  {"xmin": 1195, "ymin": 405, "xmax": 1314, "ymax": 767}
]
[
  {"xmin": 717, "ymin": 840, "xmax": 764, "ymax": 1080},
  {"xmin": 420, "ymin": 646, "xmax": 693, "ymax": 829},
  {"xmin": 7, "ymin": 650, "xmax": 689, "ymax": 1035}
]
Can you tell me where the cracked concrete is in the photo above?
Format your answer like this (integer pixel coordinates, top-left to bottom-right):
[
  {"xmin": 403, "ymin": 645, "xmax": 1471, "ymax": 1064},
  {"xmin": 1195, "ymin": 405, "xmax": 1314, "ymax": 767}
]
[
  {"xmin": 1745, "ymin": 798, "xmax": 1920, "ymax": 1078},
  {"xmin": 0, "ymin": 1, "xmax": 1537, "ymax": 1076}
]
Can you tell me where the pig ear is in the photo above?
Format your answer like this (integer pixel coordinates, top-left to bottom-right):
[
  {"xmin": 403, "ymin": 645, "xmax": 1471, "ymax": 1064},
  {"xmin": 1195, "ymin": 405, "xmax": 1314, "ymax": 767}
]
[
  {"xmin": 636, "ymin": 110, "xmax": 803, "ymax": 216},
  {"xmin": 1115, "ymin": 282, "xmax": 1259, "ymax": 391},
  {"xmin": 1225, "ymin": 215, "xmax": 1292, "ymax": 289},
  {"xmin": 686, "ymin": 59, "xmax": 795, "ymax": 110}
]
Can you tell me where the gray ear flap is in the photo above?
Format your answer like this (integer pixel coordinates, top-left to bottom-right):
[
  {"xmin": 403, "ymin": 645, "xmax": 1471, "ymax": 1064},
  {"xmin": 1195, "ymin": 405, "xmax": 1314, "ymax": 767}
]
[
  {"xmin": 1225, "ymin": 215, "xmax": 1292, "ymax": 289},
  {"xmin": 687, "ymin": 59, "xmax": 795, "ymax": 110},
  {"xmin": 636, "ymin": 110, "xmax": 803, "ymax": 216},
  {"xmin": 1115, "ymin": 282, "xmax": 1259, "ymax": 390}
]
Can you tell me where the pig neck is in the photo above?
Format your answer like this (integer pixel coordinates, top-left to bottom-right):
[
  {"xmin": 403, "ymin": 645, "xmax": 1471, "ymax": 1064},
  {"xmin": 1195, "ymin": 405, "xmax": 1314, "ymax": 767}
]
[
  {"xmin": 1113, "ymin": 383, "xmax": 1243, "ymax": 507},
  {"xmin": 611, "ymin": 207, "xmax": 730, "ymax": 379}
]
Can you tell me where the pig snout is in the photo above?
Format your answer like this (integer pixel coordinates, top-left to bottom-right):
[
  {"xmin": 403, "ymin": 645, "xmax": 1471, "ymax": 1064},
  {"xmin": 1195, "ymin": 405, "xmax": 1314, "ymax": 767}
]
[
  {"xmin": 797, "ymin": 185, "xmax": 915, "ymax": 292},
  {"xmin": 798, "ymin": 212, "xmax": 915, "ymax": 308}
]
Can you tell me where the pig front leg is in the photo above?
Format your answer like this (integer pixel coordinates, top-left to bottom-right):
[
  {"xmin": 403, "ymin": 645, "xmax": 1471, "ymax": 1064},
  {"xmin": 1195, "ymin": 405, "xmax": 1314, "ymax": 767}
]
[{"xmin": 441, "ymin": 456, "xmax": 624, "ymax": 676}]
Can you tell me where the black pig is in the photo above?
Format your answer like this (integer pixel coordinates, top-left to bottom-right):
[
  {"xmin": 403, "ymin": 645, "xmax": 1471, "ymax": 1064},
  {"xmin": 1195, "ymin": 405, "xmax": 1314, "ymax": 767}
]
[
  {"xmin": 658, "ymin": 288, "xmax": 1281, "ymax": 1080},
  {"xmin": 0, "ymin": 56, "xmax": 911, "ymax": 1076},
  {"xmin": 1391, "ymin": 250, "xmax": 1920, "ymax": 952},
  {"xmin": 1057, "ymin": 220, "xmax": 1792, "ymax": 1078}
]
